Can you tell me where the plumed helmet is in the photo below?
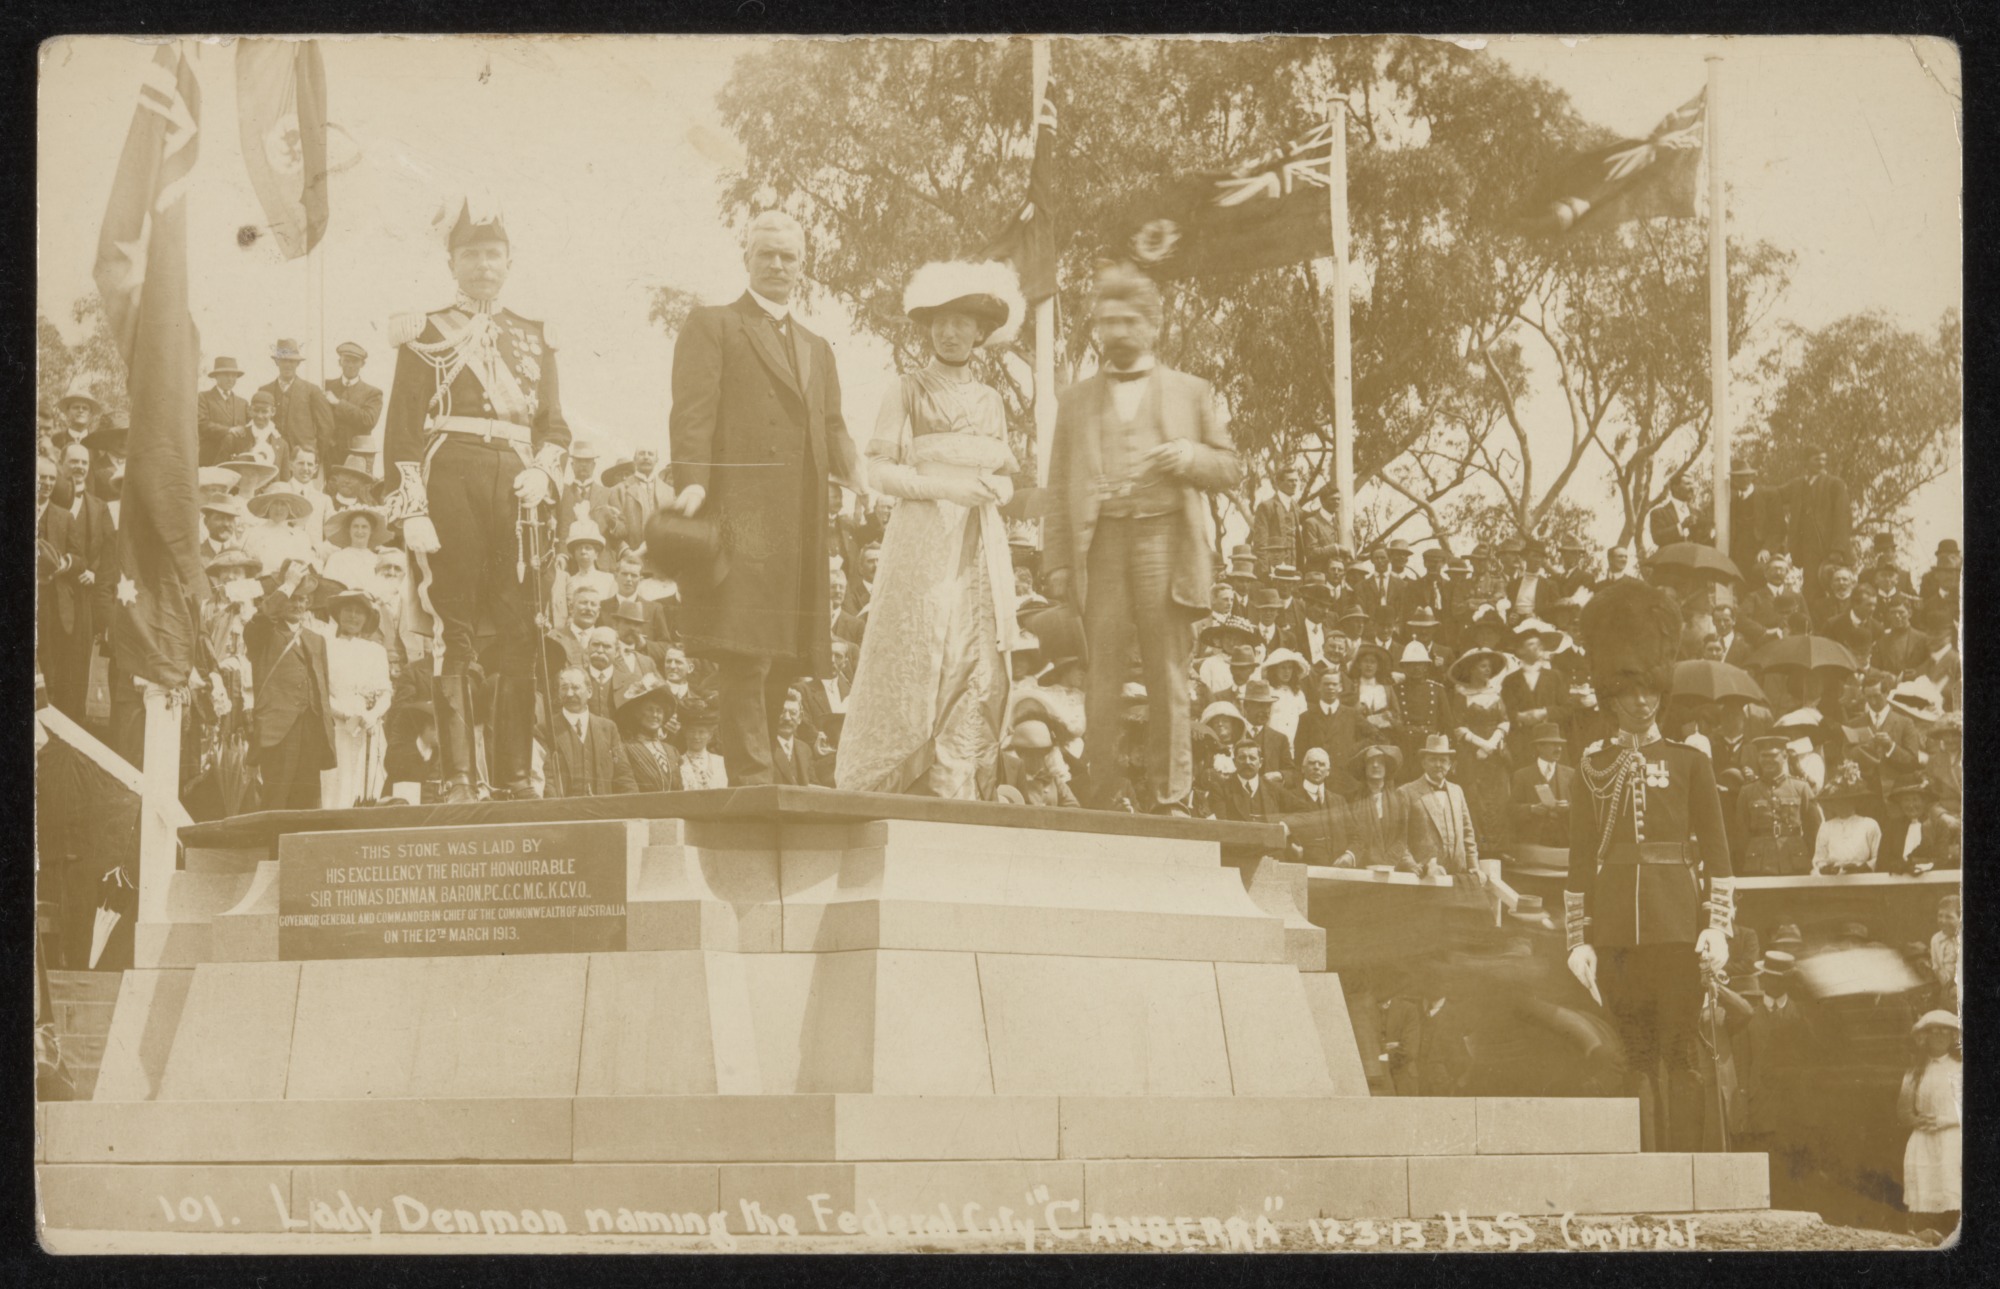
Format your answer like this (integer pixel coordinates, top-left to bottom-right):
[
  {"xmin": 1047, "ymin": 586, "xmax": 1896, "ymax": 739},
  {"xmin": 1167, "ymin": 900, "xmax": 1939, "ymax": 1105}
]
[
  {"xmin": 902, "ymin": 260, "xmax": 1027, "ymax": 347},
  {"xmin": 1579, "ymin": 576, "xmax": 1681, "ymax": 700}
]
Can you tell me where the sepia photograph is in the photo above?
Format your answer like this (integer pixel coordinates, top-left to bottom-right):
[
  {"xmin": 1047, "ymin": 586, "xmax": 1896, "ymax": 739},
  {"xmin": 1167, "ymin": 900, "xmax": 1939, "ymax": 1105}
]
[{"xmin": 31, "ymin": 31, "xmax": 1962, "ymax": 1254}]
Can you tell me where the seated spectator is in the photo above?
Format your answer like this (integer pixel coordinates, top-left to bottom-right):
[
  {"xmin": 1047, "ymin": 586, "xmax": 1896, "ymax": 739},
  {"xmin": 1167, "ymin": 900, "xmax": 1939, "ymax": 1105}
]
[
  {"xmin": 1738, "ymin": 734, "xmax": 1820, "ymax": 876},
  {"xmin": 675, "ymin": 700, "xmax": 727, "ymax": 790},
  {"xmin": 547, "ymin": 665, "xmax": 636, "ymax": 797},
  {"xmin": 1881, "ymin": 776, "xmax": 1955, "ymax": 873},
  {"xmin": 1212, "ymin": 739, "xmax": 1285, "ymax": 823},
  {"xmin": 613, "ymin": 676, "xmax": 682, "ymax": 793},
  {"xmin": 1811, "ymin": 771, "xmax": 1880, "ymax": 874},
  {"xmin": 998, "ymin": 719, "xmax": 1078, "ymax": 808}
]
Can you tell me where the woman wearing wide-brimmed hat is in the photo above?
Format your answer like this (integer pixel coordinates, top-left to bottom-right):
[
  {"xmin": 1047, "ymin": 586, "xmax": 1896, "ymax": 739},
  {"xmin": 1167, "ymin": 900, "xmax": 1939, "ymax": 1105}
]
[
  {"xmin": 613, "ymin": 675, "xmax": 682, "ymax": 794},
  {"xmin": 1339, "ymin": 743, "xmax": 1416, "ymax": 872},
  {"xmin": 1345, "ymin": 642, "xmax": 1402, "ymax": 741},
  {"xmin": 323, "ymin": 506, "xmax": 390, "ymax": 596},
  {"xmin": 324, "ymin": 588, "xmax": 392, "ymax": 808},
  {"xmin": 1897, "ymin": 1010, "xmax": 1961, "ymax": 1234},
  {"xmin": 835, "ymin": 260, "xmax": 1027, "ymax": 799},
  {"xmin": 1810, "ymin": 767, "xmax": 1881, "ymax": 874},
  {"xmin": 1448, "ymin": 645, "xmax": 1514, "ymax": 852}
]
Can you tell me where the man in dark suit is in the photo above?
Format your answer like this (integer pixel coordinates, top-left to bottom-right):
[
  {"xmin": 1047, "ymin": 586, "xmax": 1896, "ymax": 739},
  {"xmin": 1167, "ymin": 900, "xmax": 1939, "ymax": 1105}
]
[
  {"xmin": 1781, "ymin": 449, "xmax": 1851, "ymax": 599},
  {"xmin": 196, "ymin": 355, "xmax": 252, "ymax": 466},
  {"xmin": 663, "ymin": 210, "xmax": 859, "ymax": 786},
  {"xmin": 549, "ymin": 666, "xmax": 636, "ymax": 796},
  {"xmin": 1510, "ymin": 724, "xmax": 1577, "ymax": 849},
  {"xmin": 1648, "ymin": 474, "xmax": 1709, "ymax": 549},
  {"xmin": 46, "ymin": 445, "xmax": 119, "ymax": 723},
  {"xmin": 1708, "ymin": 603, "xmax": 1755, "ymax": 669},
  {"xmin": 1739, "ymin": 553, "xmax": 1811, "ymax": 644},
  {"xmin": 1212, "ymin": 740, "xmax": 1287, "ymax": 823},
  {"xmin": 828, "ymin": 566, "xmax": 866, "ymax": 646},
  {"xmin": 1726, "ymin": 463, "xmax": 1784, "ymax": 578},
  {"xmin": 259, "ymin": 338, "xmax": 337, "ymax": 466},
  {"xmin": 327, "ymin": 341, "xmax": 384, "ymax": 469},
  {"xmin": 578, "ymin": 628, "xmax": 640, "ymax": 718},
  {"xmin": 1293, "ymin": 668, "xmax": 1365, "ymax": 770},
  {"xmin": 1240, "ymin": 680, "xmax": 1294, "ymax": 775},
  {"xmin": 35, "ymin": 456, "xmax": 75, "ymax": 704},
  {"xmin": 1356, "ymin": 547, "xmax": 1406, "ymax": 629},
  {"xmin": 243, "ymin": 561, "xmax": 336, "ymax": 810},
  {"xmin": 768, "ymin": 689, "xmax": 818, "ymax": 787},
  {"xmin": 1248, "ymin": 460, "xmax": 1303, "ymax": 572}
]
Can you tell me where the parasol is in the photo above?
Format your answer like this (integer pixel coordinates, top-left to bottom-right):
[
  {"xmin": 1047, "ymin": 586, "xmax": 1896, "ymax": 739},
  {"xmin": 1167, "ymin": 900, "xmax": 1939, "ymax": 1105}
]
[
  {"xmin": 1750, "ymin": 635, "xmax": 1861, "ymax": 674},
  {"xmin": 88, "ymin": 867, "xmax": 138, "ymax": 971},
  {"xmin": 1649, "ymin": 543, "xmax": 1743, "ymax": 583},
  {"xmin": 1669, "ymin": 660, "xmax": 1769, "ymax": 706}
]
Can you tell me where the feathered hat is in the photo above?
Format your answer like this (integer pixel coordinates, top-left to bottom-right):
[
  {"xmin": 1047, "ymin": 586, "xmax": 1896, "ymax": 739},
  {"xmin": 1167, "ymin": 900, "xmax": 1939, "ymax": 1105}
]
[
  {"xmin": 903, "ymin": 260, "xmax": 1026, "ymax": 348},
  {"xmin": 1578, "ymin": 576, "xmax": 1681, "ymax": 700},
  {"xmin": 435, "ymin": 191, "xmax": 508, "ymax": 252}
]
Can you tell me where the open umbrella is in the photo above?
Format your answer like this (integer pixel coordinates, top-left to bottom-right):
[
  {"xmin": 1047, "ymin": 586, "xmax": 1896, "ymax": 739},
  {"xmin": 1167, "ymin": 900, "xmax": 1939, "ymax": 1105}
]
[
  {"xmin": 1670, "ymin": 660, "xmax": 1769, "ymax": 706},
  {"xmin": 1751, "ymin": 635, "xmax": 1861, "ymax": 674},
  {"xmin": 1649, "ymin": 542, "xmax": 1743, "ymax": 583}
]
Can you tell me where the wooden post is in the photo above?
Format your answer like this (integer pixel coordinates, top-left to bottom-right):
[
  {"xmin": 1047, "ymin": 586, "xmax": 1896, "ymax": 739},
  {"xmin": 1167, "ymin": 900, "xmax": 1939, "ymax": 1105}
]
[
  {"xmin": 1325, "ymin": 97, "xmax": 1357, "ymax": 552},
  {"xmin": 1707, "ymin": 56, "xmax": 1731, "ymax": 575},
  {"xmin": 1031, "ymin": 37, "xmax": 1058, "ymax": 488}
]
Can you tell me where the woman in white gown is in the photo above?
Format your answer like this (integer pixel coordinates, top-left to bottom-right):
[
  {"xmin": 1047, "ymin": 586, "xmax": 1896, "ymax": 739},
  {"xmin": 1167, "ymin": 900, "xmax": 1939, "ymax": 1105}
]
[
  {"xmin": 323, "ymin": 589, "xmax": 393, "ymax": 807},
  {"xmin": 835, "ymin": 261, "xmax": 1025, "ymax": 798}
]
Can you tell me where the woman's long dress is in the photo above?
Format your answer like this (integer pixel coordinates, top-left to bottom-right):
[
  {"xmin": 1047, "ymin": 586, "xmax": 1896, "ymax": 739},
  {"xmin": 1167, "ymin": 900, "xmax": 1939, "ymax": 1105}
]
[
  {"xmin": 835, "ymin": 366, "xmax": 1018, "ymax": 798},
  {"xmin": 324, "ymin": 633, "xmax": 391, "ymax": 808},
  {"xmin": 1452, "ymin": 684, "xmax": 1515, "ymax": 852},
  {"xmin": 1902, "ymin": 1057, "xmax": 1962, "ymax": 1215}
]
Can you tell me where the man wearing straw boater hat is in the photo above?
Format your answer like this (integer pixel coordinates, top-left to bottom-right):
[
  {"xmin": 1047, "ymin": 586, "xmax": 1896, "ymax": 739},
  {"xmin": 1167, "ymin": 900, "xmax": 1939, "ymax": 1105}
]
[
  {"xmin": 1565, "ymin": 578, "xmax": 1736, "ymax": 1153},
  {"xmin": 197, "ymin": 355, "xmax": 251, "ymax": 465},
  {"xmin": 383, "ymin": 194, "xmax": 572, "ymax": 803}
]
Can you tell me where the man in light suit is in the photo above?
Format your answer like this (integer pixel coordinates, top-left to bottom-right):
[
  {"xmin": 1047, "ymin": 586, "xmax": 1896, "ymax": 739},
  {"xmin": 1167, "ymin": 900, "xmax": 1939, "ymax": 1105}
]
[
  {"xmin": 1401, "ymin": 734, "xmax": 1481, "ymax": 877},
  {"xmin": 327, "ymin": 341, "xmax": 385, "ymax": 470},
  {"xmin": 662, "ymin": 210, "xmax": 859, "ymax": 786},
  {"xmin": 259, "ymin": 338, "xmax": 336, "ymax": 466},
  {"xmin": 548, "ymin": 666, "xmax": 636, "ymax": 797},
  {"xmin": 1044, "ymin": 263, "xmax": 1242, "ymax": 813}
]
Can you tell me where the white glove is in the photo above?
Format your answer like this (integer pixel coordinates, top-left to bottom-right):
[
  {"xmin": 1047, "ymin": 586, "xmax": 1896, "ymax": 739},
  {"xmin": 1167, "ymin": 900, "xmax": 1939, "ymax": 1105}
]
[
  {"xmin": 673, "ymin": 485, "xmax": 707, "ymax": 517},
  {"xmin": 403, "ymin": 515, "xmax": 441, "ymax": 555},
  {"xmin": 985, "ymin": 474, "xmax": 1015, "ymax": 507},
  {"xmin": 1696, "ymin": 928, "xmax": 1728, "ymax": 973},
  {"xmin": 1567, "ymin": 944, "xmax": 1602, "ymax": 1005},
  {"xmin": 513, "ymin": 466, "xmax": 553, "ymax": 508}
]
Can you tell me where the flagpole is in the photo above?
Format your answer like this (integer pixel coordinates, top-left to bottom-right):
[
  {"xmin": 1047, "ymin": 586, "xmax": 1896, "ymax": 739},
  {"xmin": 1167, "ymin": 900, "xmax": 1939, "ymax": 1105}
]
[
  {"xmin": 1031, "ymin": 37, "xmax": 1057, "ymax": 488},
  {"xmin": 1324, "ymin": 96, "xmax": 1356, "ymax": 552},
  {"xmin": 1706, "ymin": 55, "xmax": 1731, "ymax": 574}
]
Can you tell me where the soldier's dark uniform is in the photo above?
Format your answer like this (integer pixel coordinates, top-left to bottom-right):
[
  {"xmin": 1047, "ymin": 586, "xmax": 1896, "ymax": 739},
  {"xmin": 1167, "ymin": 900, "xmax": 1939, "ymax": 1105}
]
[
  {"xmin": 1395, "ymin": 650, "xmax": 1446, "ymax": 777},
  {"xmin": 1567, "ymin": 729, "xmax": 1736, "ymax": 1151},
  {"xmin": 384, "ymin": 203, "xmax": 569, "ymax": 801},
  {"xmin": 1739, "ymin": 773, "xmax": 1817, "ymax": 876}
]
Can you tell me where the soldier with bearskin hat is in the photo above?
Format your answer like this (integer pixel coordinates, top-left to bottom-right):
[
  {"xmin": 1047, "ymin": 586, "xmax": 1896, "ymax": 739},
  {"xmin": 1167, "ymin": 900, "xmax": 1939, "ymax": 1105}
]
[{"xmin": 1565, "ymin": 576, "xmax": 1736, "ymax": 1153}]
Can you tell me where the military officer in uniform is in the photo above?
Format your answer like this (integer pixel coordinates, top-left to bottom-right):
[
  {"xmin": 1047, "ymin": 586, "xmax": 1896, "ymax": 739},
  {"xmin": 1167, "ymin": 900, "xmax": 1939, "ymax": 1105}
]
[
  {"xmin": 1565, "ymin": 579, "xmax": 1735, "ymax": 1153},
  {"xmin": 1737, "ymin": 734, "xmax": 1820, "ymax": 875},
  {"xmin": 384, "ymin": 197, "xmax": 570, "ymax": 802}
]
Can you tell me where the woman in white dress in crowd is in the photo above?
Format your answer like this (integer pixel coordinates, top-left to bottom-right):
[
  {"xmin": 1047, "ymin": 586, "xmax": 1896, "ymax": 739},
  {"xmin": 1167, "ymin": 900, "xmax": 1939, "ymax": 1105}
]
[
  {"xmin": 676, "ymin": 698, "xmax": 728, "ymax": 790},
  {"xmin": 323, "ymin": 506, "xmax": 389, "ymax": 598},
  {"xmin": 835, "ymin": 261, "xmax": 1025, "ymax": 799},
  {"xmin": 324, "ymin": 589, "xmax": 393, "ymax": 807}
]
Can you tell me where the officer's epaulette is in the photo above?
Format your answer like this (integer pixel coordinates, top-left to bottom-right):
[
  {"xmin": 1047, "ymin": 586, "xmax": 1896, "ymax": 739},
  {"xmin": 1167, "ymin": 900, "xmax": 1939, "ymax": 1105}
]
[{"xmin": 387, "ymin": 310, "xmax": 430, "ymax": 348}]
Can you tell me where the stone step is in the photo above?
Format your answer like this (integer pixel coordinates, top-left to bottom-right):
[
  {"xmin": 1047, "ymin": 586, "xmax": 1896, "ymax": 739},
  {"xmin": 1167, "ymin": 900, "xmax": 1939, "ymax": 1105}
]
[
  {"xmin": 51, "ymin": 1095, "xmax": 1640, "ymax": 1166},
  {"xmin": 54, "ymin": 1000, "xmax": 115, "ymax": 1039},
  {"xmin": 46, "ymin": 970, "xmax": 124, "ymax": 1006},
  {"xmin": 34, "ymin": 1152, "xmax": 1770, "ymax": 1236}
]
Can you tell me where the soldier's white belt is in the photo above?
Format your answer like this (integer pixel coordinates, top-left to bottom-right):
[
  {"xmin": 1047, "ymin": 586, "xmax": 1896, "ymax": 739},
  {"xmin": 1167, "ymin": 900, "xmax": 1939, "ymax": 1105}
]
[
  {"xmin": 431, "ymin": 415, "xmax": 532, "ymax": 446},
  {"xmin": 1603, "ymin": 842, "xmax": 1692, "ymax": 866}
]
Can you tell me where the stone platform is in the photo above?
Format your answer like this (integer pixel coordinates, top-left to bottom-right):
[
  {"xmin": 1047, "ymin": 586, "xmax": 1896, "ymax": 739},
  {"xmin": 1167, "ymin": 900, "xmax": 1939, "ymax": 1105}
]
[{"xmin": 38, "ymin": 790, "xmax": 1769, "ymax": 1241}]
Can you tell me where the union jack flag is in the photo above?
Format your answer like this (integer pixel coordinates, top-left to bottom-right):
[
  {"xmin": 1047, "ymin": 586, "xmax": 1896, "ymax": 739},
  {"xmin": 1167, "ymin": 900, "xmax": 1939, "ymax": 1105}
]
[
  {"xmin": 1516, "ymin": 91, "xmax": 1706, "ymax": 236},
  {"xmin": 1116, "ymin": 122, "xmax": 1337, "ymax": 281}
]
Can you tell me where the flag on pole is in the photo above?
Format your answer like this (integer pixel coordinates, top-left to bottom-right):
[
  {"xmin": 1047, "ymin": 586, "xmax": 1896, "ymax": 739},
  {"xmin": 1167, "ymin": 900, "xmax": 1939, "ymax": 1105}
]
[
  {"xmin": 1516, "ymin": 91, "xmax": 1705, "ymax": 236},
  {"xmin": 1116, "ymin": 121, "xmax": 1337, "ymax": 280},
  {"xmin": 977, "ymin": 68, "xmax": 1059, "ymax": 303},
  {"xmin": 236, "ymin": 38, "xmax": 329, "ymax": 259},
  {"xmin": 95, "ymin": 43, "xmax": 206, "ymax": 688}
]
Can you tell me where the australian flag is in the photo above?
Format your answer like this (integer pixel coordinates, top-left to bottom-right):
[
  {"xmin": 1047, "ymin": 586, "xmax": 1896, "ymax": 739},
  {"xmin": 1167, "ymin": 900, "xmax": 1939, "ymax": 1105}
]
[
  {"xmin": 1516, "ymin": 91, "xmax": 1705, "ymax": 236},
  {"xmin": 1117, "ymin": 121, "xmax": 1337, "ymax": 281}
]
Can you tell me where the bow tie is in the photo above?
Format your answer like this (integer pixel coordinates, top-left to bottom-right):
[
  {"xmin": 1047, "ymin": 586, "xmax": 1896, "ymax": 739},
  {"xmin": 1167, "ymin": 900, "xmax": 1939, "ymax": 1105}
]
[{"xmin": 1103, "ymin": 366, "xmax": 1151, "ymax": 382}]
